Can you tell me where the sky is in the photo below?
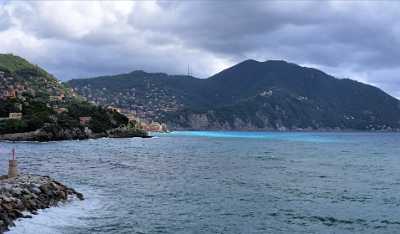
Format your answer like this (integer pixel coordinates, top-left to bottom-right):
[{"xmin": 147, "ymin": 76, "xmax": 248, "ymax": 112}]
[{"xmin": 0, "ymin": 1, "xmax": 399, "ymax": 98}]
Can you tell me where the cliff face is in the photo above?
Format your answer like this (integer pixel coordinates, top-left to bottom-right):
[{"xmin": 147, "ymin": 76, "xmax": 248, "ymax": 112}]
[
  {"xmin": 69, "ymin": 59, "xmax": 400, "ymax": 131},
  {"xmin": 169, "ymin": 113, "xmax": 264, "ymax": 130}
]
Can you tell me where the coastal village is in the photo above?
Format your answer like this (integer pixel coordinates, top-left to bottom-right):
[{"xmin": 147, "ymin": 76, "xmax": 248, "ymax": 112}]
[
  {"xmin": 0, "ymin": 70, "xmax": 168, "ymax": 133},
  {"xmin": 0, "ymin": 71, "xmax": 25, "ymax": 121},
  {"xmin": 0, "ymin": 70, "xmax": 76, "ymax": 123},
  {"xmin": 72, "ymin": 80, "xmax": 181, "ymax": 126},
  {"xmin": 112, "ymin": 108, "xmax": 168, "ymax": 132}
]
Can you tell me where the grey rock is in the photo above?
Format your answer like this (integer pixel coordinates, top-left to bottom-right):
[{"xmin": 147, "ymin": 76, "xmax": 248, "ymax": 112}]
[{"xmin": 0, "ymin": 174, "xmax": 83, "ymax": 231}]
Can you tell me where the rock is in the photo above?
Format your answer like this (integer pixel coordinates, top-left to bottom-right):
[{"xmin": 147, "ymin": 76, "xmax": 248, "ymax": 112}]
[
  {"xmin": 2, "ymin": 203, "xmax": 12, "ymax": 211},
  {"xmin": 76, "ymin": 192, "xmax": 84, "ymax": 201},
  {"xmin": 0, "ymin": 174, "xmax": 83, "ymax": 231},
  {"xmin": 2, "ymin": 184, "xmax": 12, "ymax": 191},
  {"xmin": 39, "ymin": 184, "xmax": 49, "ymax": 194},
  {"xmin": 23, "ymin": 194, "xmax": 32, "ymax": 200},
  {"xmin": 30, "ymin": 192, "xmax": 38, "ymax": 199},
  {"xmin": 0, "ymin": 213, "xmax": 13, "ymax": 227},
  {"xmin": 1, "ymin": 195, "xmax": 12, "ymax": 203},
  {"xmin": 28, "ymin": 200, "xmax": 37, "ymax": 209},
  {"xmin": 58, "ymin": 191, "xmax": 67, "ymax": 200},
  {"xmin": 22, "ymin": 188, "xmax": 31, "ymax": 195},
  {"xmin": 28, "ymin": 184, "xmax": 39, "ymax": 191},
  {"xmin": 10, "ymin": 210, "xmax": 23, "ymax": 219},
  {"xmin": 11, "ymin": 187, "xmax": 22, "ymax": 196},
  {"xmin": 14, "ymin": 199, "xmax": 24, "ymax": 210}
]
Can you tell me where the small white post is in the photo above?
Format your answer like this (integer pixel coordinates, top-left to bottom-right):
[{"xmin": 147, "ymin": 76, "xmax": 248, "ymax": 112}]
[{"xmin": 8, "ymin": 148, "xmax": 17, "ymax": 178}]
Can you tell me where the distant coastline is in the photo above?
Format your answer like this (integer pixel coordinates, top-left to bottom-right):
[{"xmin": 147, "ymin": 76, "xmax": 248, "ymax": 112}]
[
  {"xmin": 164, "ymin": 128, "xmax": 400, "ymax": 133},
  {"xmin": 69, "ymin": 60, "xmax": 400, "ymax": 132},
  {"xmin": 0, "ymin": 127, "xmax": 151, "ymax": 142}
]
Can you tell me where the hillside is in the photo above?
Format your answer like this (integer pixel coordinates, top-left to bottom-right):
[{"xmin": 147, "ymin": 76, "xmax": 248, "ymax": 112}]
[
  {"xmin": 0, "ymin": 54, "xmax": 147, "ymax": 141},
  {"xmin": 68, "ymin": 59, "xmax": 400, "ymax": 131}
]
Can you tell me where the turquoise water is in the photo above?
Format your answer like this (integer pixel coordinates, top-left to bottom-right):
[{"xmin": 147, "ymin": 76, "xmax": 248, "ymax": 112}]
[
  {"xmin": 1, "ymin": 131, "xmax": 400, "ymax": 233},
  {"xmin": 161, "ymin": 131, "xmax": 341, "ymax": 142}
]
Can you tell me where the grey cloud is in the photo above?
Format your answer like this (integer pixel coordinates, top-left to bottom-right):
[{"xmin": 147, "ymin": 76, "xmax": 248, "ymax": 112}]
[
  {"xmin": 0, "ymin": 1, "xmax": 399, "ymax": 98},
  {"xmin": 0, "ymin": 4, "xmax": 11, "ymax": 30},
  {"xmin": 128, "ymin": 2, "xmax": 400, "ymax": 72}
]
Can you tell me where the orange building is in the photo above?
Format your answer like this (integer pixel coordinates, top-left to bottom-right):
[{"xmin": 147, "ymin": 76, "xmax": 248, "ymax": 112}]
[{"xmin": 79, "ymin": 117, "xmax": 92, "ymax": 125}]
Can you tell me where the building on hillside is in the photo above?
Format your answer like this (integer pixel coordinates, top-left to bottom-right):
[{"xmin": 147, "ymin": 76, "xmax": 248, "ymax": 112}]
[
  {"xmin": 139, "ymin": 122, "xmax": 148, "ymax": 130},
  {"xmin": 141, "ymin": 121, "xmax": 168, "ymax": 132},
  {"xmin": 13, "ymin": 85, "xmax": 26, "ymax": 98},
  {"xmin": 107, "ymin": 106, "xmax": 121, "ymax": 113},
  {"xmin": 15, "ymin": 104, "xmax": 22, "ymax": 111},
  {"xmin": 15, "ymin": 84, "xmax": 26, "ymax": 91},
  {"xmin": 161, "ymin": 123, "xmax": 168, "ymax": 132},
  {"xmin": 9, "ymin": 113, "xmax": 22, "ymax": 120},
  {"xmin": 79, "ymin": 116, "xmax": 92, "ymax": 125},
  {"xmin": 3, "ymin": 89, "xmax": 16, "ymax": 99},
  {"xmin": 49, "ymin": 95, "xmax": 65, "ymax": 102},
  {"xmin": 124, "ymin": 113, "xmax": 138, "ymax": 122},
  {"xmin": 54, "ymin": 108, "xmax": 68, "ymax": 114}
]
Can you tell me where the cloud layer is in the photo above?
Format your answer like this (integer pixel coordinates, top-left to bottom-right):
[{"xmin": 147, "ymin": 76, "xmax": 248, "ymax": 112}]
[{"xmin": 0, "ymin": 1, "xmax": 399, "ymax": 98}]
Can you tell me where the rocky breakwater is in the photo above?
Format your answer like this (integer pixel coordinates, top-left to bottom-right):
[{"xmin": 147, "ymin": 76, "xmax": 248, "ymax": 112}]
[{"xmin": 0, "ymin": 174, "xmax": 83, "ymax": 233}]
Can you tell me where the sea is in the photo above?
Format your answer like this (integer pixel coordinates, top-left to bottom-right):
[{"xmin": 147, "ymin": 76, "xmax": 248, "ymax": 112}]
[{"xmin": 0, "ymin": 131, "xmax": 400, "ymax": 234}]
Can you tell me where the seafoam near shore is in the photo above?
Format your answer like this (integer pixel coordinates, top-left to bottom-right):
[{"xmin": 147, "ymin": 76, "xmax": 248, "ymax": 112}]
[{"xmin": 0, "ymin": 174, "xmax": 84, "ymax": 233}]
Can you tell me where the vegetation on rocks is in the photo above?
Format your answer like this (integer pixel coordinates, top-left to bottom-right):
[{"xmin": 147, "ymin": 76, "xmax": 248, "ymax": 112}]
[{"xmin": 0, "ymin": 54, "xmax": 147, "ymax": 140}]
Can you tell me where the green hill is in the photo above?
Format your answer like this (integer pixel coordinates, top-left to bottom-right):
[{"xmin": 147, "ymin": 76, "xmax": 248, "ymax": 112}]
[
  {"xmin": 68, "ymin": 59, "xmax": 400, "ymax": 131},
  {"xmin": 0, "ymin": 54, "xmax": 147, "ymax": 141},
  {"xmin": 0, "ymin": 54, "xmax": 49, "ymax": 76}
]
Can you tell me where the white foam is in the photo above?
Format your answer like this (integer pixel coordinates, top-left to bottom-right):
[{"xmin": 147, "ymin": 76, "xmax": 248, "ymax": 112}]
[{"xmin": 8, "ymin": 189, "xmax": 101, "ymax": 234}]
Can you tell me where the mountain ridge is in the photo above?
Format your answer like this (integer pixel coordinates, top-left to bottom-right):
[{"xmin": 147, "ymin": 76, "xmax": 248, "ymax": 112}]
[{"xmin": 68, "ymin": 59, "xmax": 400, "ymax": 131}]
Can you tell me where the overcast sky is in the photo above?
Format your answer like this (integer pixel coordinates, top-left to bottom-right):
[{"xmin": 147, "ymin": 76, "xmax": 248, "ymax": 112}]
[{"xmin": 0, "ymin": 1, "xmax": 399, "ymax": 98}]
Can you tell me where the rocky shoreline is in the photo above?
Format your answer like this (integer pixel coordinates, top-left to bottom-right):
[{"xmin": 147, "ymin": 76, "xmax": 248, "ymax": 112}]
[
  {"xmin": 0, "ymin": 174, "xmax": 84, "ymax": 233},
  {"xmin": 0, "ymin": 126, "xmax": 150, "ymax": 142}
]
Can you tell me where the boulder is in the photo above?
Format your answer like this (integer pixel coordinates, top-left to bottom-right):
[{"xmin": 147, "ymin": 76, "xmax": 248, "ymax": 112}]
[{"xmin": 0, "ymin": 174, "xmax": 84, "ymax": 231}]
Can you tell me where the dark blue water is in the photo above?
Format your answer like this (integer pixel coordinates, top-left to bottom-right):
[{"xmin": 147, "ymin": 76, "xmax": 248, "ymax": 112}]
[{"xmin": 1, "ymin": 131, "xmax": 400, "ymax": 233}]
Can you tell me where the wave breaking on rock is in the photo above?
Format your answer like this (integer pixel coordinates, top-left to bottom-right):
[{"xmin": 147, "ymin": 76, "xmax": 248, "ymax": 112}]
[{"xmin": 0, "ymin": 174, "xmax": 83, "ymax": 233}]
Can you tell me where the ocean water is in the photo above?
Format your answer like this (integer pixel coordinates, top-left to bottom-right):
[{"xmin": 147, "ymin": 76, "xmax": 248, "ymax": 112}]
[{"xmin": 0, "ymin": 131, "xmax": 400, "ymax": 233}]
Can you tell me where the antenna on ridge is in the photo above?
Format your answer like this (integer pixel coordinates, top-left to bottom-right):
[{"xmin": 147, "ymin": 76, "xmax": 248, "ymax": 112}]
[{"xmin": 187, "ymin": 64, "xmax": 193, "ymax": 77}]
